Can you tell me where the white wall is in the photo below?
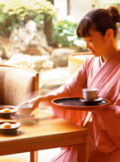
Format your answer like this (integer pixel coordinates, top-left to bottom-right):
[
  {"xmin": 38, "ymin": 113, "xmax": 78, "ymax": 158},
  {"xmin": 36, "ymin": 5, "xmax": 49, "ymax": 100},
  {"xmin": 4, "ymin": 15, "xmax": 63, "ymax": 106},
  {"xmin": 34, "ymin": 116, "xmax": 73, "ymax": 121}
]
[
  {"xmin": 54, "ymin": 0, "xmax": 67, "ymax": 19},
  {"xmin": 54, "ymin": 0, "xmax": 91, "ymax": 21},
  {"xmin": 70, "ymin": 0, "xmax": 91, "ymax": 22},
  {"xmin": 70, "ymin": 0, "xmax": 101, "ymax": 22},
  {"xmin": 54, "ymin": 0, "xmax": 106, "ymax": 22}
]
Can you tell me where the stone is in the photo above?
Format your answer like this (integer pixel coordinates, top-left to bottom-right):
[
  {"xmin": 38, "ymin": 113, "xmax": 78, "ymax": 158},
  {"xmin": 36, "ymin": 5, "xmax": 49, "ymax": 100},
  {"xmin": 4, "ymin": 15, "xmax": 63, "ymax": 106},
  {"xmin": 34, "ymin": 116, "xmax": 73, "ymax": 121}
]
[{"xmin": 51, "ymin": 47, "xmax": 80, "ymax": 67}]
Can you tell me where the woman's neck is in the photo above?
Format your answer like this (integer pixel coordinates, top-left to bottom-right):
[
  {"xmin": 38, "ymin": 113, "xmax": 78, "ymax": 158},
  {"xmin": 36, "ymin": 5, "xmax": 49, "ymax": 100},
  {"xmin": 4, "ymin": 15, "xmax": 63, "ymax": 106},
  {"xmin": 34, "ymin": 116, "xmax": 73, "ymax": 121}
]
[{"xmin": 102, "ymin": 43, "xmax": 119, "ymax": 62}]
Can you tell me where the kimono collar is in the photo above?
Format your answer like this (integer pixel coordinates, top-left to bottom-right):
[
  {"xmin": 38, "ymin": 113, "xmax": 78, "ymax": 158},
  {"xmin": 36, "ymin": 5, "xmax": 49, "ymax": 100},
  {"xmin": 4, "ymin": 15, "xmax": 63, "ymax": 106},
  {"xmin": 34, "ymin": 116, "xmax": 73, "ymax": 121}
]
[
  {"xmin": 100, "ymin": 56, "xmax": 105, "ymax": 67},
  {"xmin": 88, "ymin": 50, "xmax": 120, "ymax": 89}
]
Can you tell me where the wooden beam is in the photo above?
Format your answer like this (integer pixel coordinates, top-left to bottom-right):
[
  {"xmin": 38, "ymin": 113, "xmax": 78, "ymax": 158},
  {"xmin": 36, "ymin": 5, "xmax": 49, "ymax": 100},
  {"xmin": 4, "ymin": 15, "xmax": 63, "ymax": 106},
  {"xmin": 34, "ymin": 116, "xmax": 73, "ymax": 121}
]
[{"xmin": 67, "ymin": 0, "xmax": 70, "ymax": 15}]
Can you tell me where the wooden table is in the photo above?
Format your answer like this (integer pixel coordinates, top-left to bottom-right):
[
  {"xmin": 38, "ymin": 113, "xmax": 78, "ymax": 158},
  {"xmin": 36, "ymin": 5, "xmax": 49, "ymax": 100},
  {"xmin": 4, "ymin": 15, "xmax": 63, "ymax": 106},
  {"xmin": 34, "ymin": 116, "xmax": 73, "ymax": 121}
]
[{"xmin": 0, "ymin": 109, "xmax": 88, "ymax": 162}]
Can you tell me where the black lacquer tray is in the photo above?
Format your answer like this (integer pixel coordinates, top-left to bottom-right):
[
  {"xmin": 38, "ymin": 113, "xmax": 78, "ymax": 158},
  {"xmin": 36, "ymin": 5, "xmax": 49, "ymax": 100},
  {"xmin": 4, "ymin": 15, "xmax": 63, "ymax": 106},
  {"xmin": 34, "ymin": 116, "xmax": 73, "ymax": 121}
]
[{"xmin": 51, "ymin": 97, "xmax": 111, "ymax": 111}]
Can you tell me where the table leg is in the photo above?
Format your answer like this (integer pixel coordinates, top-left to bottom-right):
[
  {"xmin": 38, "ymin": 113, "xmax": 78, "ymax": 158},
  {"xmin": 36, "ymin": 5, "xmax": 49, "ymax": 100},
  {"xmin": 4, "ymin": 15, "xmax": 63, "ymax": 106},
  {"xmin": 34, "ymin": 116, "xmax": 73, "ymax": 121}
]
[
  {"xmin": 77, "ymin": 137, "xmax": 88, "ymax": 162},
  {"xmin": 30, "ymin": 151, "xmax": 38, "ymax": 162}
]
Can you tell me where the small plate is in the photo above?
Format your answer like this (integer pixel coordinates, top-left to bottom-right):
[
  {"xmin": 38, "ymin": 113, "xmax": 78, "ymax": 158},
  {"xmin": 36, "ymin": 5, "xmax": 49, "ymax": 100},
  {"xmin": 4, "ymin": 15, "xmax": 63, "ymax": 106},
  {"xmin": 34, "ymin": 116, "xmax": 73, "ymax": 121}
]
[
  {"xmin": 0, "ymin": 121, "xmax": 21, "ymax": 135},
  {"xmin": 80, "ymin": 97, "xmax": 103, "ymax": 104},
  {"xmin": 11, "ymin": 114, "xmax": 39, "ymax": 125},
  {"xmin": 0, "ymin": 105, "xmax": 17, "ymax": 119}
]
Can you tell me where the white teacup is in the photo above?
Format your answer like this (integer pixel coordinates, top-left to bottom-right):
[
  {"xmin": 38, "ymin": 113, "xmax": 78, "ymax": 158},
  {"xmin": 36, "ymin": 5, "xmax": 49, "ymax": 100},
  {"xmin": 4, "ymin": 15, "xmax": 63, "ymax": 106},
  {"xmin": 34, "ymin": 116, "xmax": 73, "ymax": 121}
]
[
  {"xmin": 82, "ymin": 88, "xmax": 98, "ymax": 101},
  {"xmin": 14, "ymin": 104, "xmax": 36, "ymax": 125},
  {"xmin": 16, "ymin": 104, "xmax": 33, "ymax": 117}
]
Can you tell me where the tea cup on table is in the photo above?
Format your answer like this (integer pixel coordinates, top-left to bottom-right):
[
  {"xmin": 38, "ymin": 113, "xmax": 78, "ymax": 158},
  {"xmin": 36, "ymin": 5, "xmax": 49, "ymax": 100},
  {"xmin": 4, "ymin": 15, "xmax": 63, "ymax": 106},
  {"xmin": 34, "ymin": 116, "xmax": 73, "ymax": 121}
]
[
  {"xmin": 82, "ymin": 88, "xmax": 98, "ymax": 101},
  {"xmin": 12, "ymin": 104, "xmax": 38, "ymax": 125},
  {"xmin": 16, "ymin": 104, "xmax": 33, "ymax": 117}
]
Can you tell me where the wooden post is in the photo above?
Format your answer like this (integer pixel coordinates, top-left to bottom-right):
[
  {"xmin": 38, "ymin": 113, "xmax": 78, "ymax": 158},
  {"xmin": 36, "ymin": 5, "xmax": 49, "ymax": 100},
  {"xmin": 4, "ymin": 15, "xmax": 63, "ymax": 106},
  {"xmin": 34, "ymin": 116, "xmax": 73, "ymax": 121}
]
[
  {"xmin": 67, "ymin": 0, "xmax": 70, "ymax": 15},
  {"xmin": 44, "ymin": 0, "xmax": 54, "ymax": 45},
  {"xmin": 44, "ymin": 14, "xmax": 53, "ymax": 45}
]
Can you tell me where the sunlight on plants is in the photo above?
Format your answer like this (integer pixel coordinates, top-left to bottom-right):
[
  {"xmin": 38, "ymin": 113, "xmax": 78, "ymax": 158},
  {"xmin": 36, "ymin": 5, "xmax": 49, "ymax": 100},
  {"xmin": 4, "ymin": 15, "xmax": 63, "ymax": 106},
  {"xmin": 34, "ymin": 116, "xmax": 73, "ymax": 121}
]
[
  {"xmin": 0, "ymin": 0, "xmax": 58, "ymax": 37},
  {"xmin": 52, "ymin": 16, "xmax": 84, "ymax": 48}
]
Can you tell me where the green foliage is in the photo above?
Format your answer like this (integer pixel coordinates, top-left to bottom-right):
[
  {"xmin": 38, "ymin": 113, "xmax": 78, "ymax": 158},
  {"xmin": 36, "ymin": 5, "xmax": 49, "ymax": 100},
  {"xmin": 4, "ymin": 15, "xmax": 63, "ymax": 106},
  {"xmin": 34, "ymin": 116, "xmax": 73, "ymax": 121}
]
[
  {"xmin": 52, "ymin": 17, "xmax": 84, "ymax": 47},
  {"xmin": 0, "ymin": 0, "xmax": 57, "ymax": 37},
  {"xmin": 0, "ymin": 0, "xmax": 84, "ymax": 48}
]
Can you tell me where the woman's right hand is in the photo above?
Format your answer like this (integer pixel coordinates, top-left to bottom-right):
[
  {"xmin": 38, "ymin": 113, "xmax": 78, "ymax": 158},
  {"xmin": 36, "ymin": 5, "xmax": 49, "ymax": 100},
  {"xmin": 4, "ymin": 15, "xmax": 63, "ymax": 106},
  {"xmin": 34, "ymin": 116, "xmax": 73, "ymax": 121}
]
[
  {"xmin": 20, "ymin": 95, "xmax": 48, "ymax": 110},
  {"xmin": 17, "ymin": 95, "xmax": 49, "ymax": 116},
  {"xmin": 16, "ymin": 97, "xmax": 40, "ymax": 116},
  {"xmin": 20, "ymin": 97, "xmax": 40, "ymax": 110}
]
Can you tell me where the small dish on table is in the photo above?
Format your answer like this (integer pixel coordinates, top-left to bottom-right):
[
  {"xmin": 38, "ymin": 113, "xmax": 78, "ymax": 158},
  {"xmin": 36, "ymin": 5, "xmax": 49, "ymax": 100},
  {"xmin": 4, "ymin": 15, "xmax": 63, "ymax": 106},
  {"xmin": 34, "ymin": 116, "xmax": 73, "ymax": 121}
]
[
  {"xmin": 0, "ymin": 105, "xmax": 17, "ymax": 119},
  {"xmin": 11, "ymin": 104, "xmax": 39, "ymax": 125},
  {"xmin": 11, "ymin": 113, "xmax": 39, "ymax": 125},
  {"xmin": 0, "ymin": 121, "xmax": 21, "ymax": 135}
]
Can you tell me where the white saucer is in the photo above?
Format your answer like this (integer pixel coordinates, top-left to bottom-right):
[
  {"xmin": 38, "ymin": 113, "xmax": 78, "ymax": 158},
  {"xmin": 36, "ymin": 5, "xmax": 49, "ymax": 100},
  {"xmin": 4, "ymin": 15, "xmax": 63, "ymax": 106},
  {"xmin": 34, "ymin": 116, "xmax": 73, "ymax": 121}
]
[{"xmin": 80, "ymin": 97, "xmax": 103, "ymax": 104}]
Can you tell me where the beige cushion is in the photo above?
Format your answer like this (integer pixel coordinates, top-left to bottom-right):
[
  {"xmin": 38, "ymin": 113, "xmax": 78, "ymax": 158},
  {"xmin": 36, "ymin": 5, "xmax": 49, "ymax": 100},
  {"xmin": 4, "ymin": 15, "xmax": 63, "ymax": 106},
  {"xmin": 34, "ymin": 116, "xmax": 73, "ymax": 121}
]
[{"xmin": 0, "ymin": 67, "xmax": 39, "ymax": 106}]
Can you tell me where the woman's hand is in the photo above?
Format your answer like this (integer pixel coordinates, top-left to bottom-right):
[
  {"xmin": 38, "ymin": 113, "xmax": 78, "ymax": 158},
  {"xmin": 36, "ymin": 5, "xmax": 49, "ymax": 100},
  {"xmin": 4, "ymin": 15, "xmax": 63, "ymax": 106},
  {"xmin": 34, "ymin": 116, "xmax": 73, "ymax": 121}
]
[
  {"xmin": 17, "ymin": 96, "xmax": 48, "ymax": 117},
  {"xmin": 17, "ymin": 97, "xmax": 40, "ymax": 117}
]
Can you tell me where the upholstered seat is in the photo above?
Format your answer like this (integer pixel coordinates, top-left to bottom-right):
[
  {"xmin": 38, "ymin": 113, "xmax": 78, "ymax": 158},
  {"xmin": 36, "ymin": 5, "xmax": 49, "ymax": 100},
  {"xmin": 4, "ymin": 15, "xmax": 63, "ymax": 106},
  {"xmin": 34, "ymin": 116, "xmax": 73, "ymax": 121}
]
[{"xmin": 0, "ymin": 64, "xmax": 39, "ymax": 106}]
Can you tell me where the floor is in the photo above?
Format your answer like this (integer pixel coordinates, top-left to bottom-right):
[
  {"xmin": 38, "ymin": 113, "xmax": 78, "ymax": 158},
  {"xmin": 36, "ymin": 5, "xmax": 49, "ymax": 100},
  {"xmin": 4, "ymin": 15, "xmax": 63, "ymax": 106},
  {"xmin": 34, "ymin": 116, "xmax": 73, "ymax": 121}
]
[{"xmin": 0, "ymin": 148, "xmax": 61, "ymax": 162}]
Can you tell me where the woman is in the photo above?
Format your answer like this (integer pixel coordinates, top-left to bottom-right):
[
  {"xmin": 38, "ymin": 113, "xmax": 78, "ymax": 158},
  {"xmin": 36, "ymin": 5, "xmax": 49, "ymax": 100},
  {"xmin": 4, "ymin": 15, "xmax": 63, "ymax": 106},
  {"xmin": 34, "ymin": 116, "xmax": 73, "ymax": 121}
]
[{"xmin": 21, "ymin": 6, "xmax": 120, "ymax": 162}]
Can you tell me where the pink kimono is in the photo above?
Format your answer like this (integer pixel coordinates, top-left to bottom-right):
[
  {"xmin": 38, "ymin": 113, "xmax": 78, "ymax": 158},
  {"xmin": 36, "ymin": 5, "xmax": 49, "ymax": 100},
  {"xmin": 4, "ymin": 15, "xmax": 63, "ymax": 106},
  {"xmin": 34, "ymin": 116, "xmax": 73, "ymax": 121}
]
[{"xmin": 48, "ymin": 50, "xmax": 120, "ymax": 162}]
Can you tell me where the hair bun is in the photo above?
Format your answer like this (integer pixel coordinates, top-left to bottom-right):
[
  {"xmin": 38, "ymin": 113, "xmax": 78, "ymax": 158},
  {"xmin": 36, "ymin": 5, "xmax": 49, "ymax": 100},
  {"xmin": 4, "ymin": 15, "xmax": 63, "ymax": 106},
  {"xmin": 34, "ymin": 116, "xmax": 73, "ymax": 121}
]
[{"xmin": 108, "ymin": 6, "xmax": 120, "ymax": 22}]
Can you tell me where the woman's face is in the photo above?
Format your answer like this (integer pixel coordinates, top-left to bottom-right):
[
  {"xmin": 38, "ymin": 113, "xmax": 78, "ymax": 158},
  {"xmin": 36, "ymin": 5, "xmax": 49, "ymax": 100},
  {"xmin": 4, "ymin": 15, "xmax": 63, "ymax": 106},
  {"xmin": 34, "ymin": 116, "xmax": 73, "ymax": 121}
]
[{"xmin": 83, "ymin": 29, "xmax": 108, "ymax": 57}]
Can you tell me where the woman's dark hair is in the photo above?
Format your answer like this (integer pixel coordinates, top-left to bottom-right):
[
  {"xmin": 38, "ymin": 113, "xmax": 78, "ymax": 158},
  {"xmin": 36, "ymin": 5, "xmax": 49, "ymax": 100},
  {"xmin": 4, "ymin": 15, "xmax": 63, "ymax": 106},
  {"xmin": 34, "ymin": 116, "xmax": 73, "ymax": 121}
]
[{"xmin": 76, "ymin": 6, "xmax": 120, "ymax": 38}]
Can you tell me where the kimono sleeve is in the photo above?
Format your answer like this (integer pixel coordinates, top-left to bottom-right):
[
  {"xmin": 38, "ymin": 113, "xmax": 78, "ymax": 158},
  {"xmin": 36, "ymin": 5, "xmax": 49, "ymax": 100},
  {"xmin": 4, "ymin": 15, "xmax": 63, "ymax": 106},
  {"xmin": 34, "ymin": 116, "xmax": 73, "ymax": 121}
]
[{"xmin": 48, "ymin": 58, "xmax": 91, "ymax": 101}]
